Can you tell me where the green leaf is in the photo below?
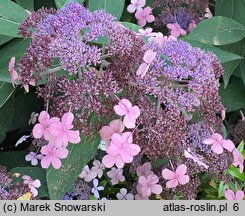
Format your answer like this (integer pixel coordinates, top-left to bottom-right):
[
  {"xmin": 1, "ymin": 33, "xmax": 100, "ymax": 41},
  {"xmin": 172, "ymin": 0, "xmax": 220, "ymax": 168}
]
[
  {"xmin": 10, "ymin": 166, "xmax": 48, "ymax": 198},
  {"xmin": 237, "ymin": 141, "xmax": 244, "ymax": 153},
  {"xmin": 0, "ymin": 81, "xmax": 15, "ymax": 108},
  {"xmin": 15, "ymin": 0, "xmax": 34, "ymax": 11},
  {"xmin": 0, "ymin": 39, "xmax": 30, "ymax": 83},
  {"xmin": 46, "ymin": 135, "xmax": 100, "ymax": 200},
  {"xmin": 215, "ymin": 0, "xmax": 245, "ymax": 27},
  {"xmin": 240, "ymin": 58, "xmax": 245, "ymax": 86},
  {"xmin": 55, "ymin": 0, "xmax": 85, "ymax": 9},
  {"xmin": 89, "ymin": 0, "xmax": 125, "ymax": 20},
  {"xmin": 227, "ymin": 166, "xmax": 245, "ymax": 180},
  {"xmin": 185, "ymin": 16, "xmax": 245, "ymax": 45},
  {"xmin": 120, "ymin": 22, "xmax": 140, "ymax": 32},
  {"xmin": 0, "ymin": 0, "xmax": 28, "ymax": 37},
  {"xmin": 0, "ymin": 92, "xmax": 15, "ymax": 143},
  {"xmin": 218, "ymin": 181, "xmax": 225, "ymax": 198},
  {"xmin": 219, "ymin": 83, "xmax": 245, "ymax": 111},
  {"xmin": 0, "ymin": 151, "xmax": 29, "ymax": 170},
  {"xmin": 183, "ymin": 39, "xmax": 243, "ymax": 64},
  {"xmin": 0, "ymin": 34, "xmax": 13, "ymax": 46}
]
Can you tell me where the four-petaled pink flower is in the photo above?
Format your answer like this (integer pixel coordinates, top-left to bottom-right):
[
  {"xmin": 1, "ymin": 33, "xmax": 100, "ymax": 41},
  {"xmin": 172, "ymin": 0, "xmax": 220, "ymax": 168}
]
[
  {"xmin": 135, "ymin": 6, "xmax": 155, "ymax": 27},
  {"xmin": 48, "ymin": 112, "xmax": 81, "ymax": 147},
  {"xmin": 99, "ymin": 119, "xmax": 124, "ymax": 146},
  {"xmin": 224, "ymin": 189, "xmax": 244, "ymax": 200},
  {"xmin": 8, "ymin": 57, "xmax": 18, "ymax": 87},
  {"xmin": 232, "ymin": 149, "xmax": 244, "ymax": 173},
  {"xmin": 40, "ymin": 144, "xmax": 68, "ymax": 169},
  {"xmin": 137, "ymin": 28, "xmax": 159, "ymax": 37},
  {"xmin": 22, "ymin": 175, "xmax": 41, "ymax": 197},
  {"xmin": 32, "ymin": 111, "xmax": 59, "ymax": 140},
  {"xmin": 91, "ymin": 160, "xmax": 105, "ymax": 179},
  {"xmin": 102, "ymin": 132, "xmax": 141, "ymax": 168},
  {"xmin": 136, "ymin": 49, "xmax": 156, "ymax": 78},
  {"xmin": 184, "ymin": 148, "xmax": 209, "ymax": 169},
  {"xmin": 127, "ymin": 0, "xmax": 145, "ymax": 13},
  {"xmin": 137, "ymin": 174, "xmax": 162, "ymax": 197},
  {"xmin": 79, "ymin": 165, "xmax": 97, "ymax": 182},
  {"xmin": 114, "ymin": 99, "xmax": 140, "ymax": 128},
  {"xmin": 162, "ymin": 164, "xmax": 190, "ymax": 188},
  {"xmin": 25, "ymin": 152, "xmax": 44, "ymax": 166},
  {"xmin": 136, "ymin": 162, "xmax": 153, "ymax": 177},
  {"xmin": 202, "ymin": 133, "xmax": 235, "ymax": 154},
  {"xmin": 107, "ymin": 168, "xmax": 125, "ymax": 185},
  {"xmin": 167, "ymin": 23, "xmax": 187, "ymax": 38}
]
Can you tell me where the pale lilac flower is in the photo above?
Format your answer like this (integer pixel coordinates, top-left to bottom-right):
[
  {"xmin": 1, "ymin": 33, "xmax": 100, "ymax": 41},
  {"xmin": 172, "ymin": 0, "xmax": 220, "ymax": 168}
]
[
  {"xmin": 98, "ymin": 140, "xmax": 107, "ymax": 151},
  {"xmin": 79, "ymin": 165, "xmax": 97, "ymax": 182},
  {"xmin": 135, "ymin": 6, "xmax": 155, "ymax": 27},
  {"xmin": 8, "ymin": 57, "xmax": 18, "ymax": 87},
  {"xmin": 167, "ymin": 23, "xmax": 187, "ymax": 38},
  {"xmin": 114, "ymin": 99, "xmax": 140, "ymax": 129},
  {"xmin": 107, "ymin": 168, "xmax": 125, "ymax": 185},
  {"xmin": 136, "ymin": 49, "xmax": 157, "ymax": 78},
  {"xmin": 25, "ymin": 152, "xmax": 44, "ymax": 166},
  {"xmin": 15, "ymin": 135, "xmax": 30, "ymax": 147},
  {"xmin": 136, "ymin": 162, "xmax": 153, "ymax": 177},
  {"xmin": 232, "ymin": 149, "xmax": 244, "ymax": 173},
  {"xmin": 102, "ymin": 132, "xmax": 141, "ymax": 168},
  {"xmin": 162, "ymin": 164, "xmax": 190, "ymax": 188},
  {"xmin": 137, "ymin": 174, "xmax": 162, "ymax": 197},
  {"xmin": 28, "ymin": 112, "xmax": 39, "ymax": 125},
  {"xmin": 224, "ymin": 189, "xmax": 244, "ymax": 200},
  {"xmin": 202, "ymin": 133, "xmax": 235, "ymax": 154},
  {"xmin": 116, "ymin": 188, "xmax": 134, "ymax": 200},
  {"xmin": 22, "ymin": 175, "xmax": 41, "ymax": 197},
  {"xmin": 127, "ymin": 0, "xmax": 145, "ymax": 13},
  {"xmin": 48, "ymin": 112, "xmax": 81, "ymax": 147},
  {"xmin": 91, "ymin": 179, "xmax": 104, "ymax": 199},
  {"xmin": 40, "ymin": 144, "xmax": 68, "ymax": 169},
  {"xmin": 91, "ymin": 160, "xmax": 105, "ymax": 178}
]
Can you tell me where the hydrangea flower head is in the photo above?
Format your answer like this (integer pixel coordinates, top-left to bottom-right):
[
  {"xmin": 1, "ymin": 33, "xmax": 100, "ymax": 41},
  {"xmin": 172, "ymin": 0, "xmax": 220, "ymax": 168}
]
[
  {"xmin": 40, "ymin": 144, "xmax": 68, "ymax": 169},
  {"xmin": 114, "ymin": 99, "xmax": 140, "ymax": 128},
  {"xmin": 102, "ymin": 132, "xmax": 141, "ymax": 168},
  {"xmin": 127, "ymin": 0, "xmax": 146, "ymax": 13},
  {"xmin": 162, "ymin": 164, "xmax": 190, "ymax": 188},
  {"xmin": 202, "ymin": 133, "xmax": 235, "ymax": 154},
  {"xmin": 135, "ymin": 6, "xmax": 155, "ymax": 27},
  {"xmin": 224, "ymin": 189, "xmax": 244, "ymax": 200}
]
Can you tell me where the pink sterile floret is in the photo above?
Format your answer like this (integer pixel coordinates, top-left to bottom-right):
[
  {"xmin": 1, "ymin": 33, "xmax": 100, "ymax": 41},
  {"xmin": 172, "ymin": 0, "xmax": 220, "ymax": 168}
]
[
  {"xmin": 40, "ymin": 144, "xmax": 68, "ymax": 169},
  {"xmin": 102, "ymin": 132, "xmax": 141, "ymax": 168},
  {"xmin": 137, "ymin": 174, "xmax": 162, "ymax": 197},
  {"xmin": 48, "ymin": 112, "xmax": 81, "ymax": 147},
  {"xmin": 135, "ymin": 6, "xmax": 155, "ymax": 27},
  {"xmin": 167, "ymin": 23, "xmax": 187, "ymax": 38},
  {"xmin": 162, "ymin": 164, "xmax": 190, "ymax": 188},
  {"xmin": 114, "ymin": 99, "xmax": 140, "ymax": 128},
  {"xmin": 127, "ymin": 0, "xmax": 145, "ymax": 13},
  {"xmin": 32, "ymin": 111, "xmax": 59, "ymax": 140},
  {"xmin": 202, "ymin": 133, "xmax": 235, "ymax": 154},
  {"xmin": 224, "ymin": 189, "xmax": 244, "ymax": 200}
]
